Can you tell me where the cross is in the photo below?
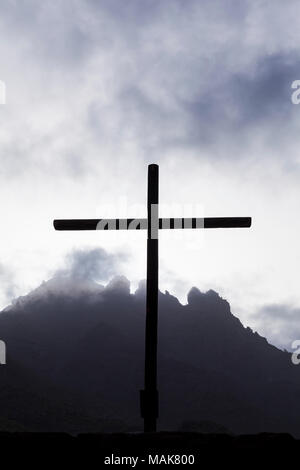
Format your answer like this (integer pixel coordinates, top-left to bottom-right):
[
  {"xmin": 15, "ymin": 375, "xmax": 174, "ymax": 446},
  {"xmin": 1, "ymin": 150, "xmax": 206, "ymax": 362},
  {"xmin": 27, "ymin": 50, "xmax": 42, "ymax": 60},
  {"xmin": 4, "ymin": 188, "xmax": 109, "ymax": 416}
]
[{"xmin": 53, "ymin": 164, "xmax": 251, "ymax": 432}]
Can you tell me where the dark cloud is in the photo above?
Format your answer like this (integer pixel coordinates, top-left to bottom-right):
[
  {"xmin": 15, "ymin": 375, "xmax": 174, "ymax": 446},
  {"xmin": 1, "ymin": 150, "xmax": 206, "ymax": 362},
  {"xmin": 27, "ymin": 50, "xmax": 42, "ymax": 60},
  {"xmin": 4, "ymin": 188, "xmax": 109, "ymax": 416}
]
[
  {"xmin": 90, "ymin": 0, "xmax": 249, "ymax": 28},
  {"xmin": 231, "ymin": 54, "xmax": 297, "ymax": 124},
  {"xmin": 105, "ymin": 275, "xmax": 130, "ymax": 295},
  {"xmin": 251, "ymin": 303, "xmax": 300, "ymax": 351},
  {"xmin": 0, "ymin": 263, "xmax": 17, "ymax": 301},
  {"xmin": 113, "ymin": 51, "xmax": 300, "ymax": 160},
  {"xmin": 1, "ymin": 0, "xmax": 94, "ymax": 67},
  {"xmin": 1, "ymin": 0, "xmax": 300, "ymax": 177},
  {"xmin": 56, "ymin": 247, "xmax": 126, "ymax": 283},
  {"xmin": 184, "ymin": 53, "xmax": 300, "ymax": 156},
  {"xmin": 90, "ymin": 0, "xmax": 162, "ymax": 25}
]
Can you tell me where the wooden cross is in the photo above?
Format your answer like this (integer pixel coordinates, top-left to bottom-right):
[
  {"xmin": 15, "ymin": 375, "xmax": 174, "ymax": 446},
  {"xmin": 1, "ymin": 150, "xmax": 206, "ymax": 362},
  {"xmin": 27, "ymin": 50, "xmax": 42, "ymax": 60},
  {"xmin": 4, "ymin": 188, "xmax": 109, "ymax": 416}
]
[{"xmin": 53, "ymin": 164, "xmax": 251, "ymax": 432}]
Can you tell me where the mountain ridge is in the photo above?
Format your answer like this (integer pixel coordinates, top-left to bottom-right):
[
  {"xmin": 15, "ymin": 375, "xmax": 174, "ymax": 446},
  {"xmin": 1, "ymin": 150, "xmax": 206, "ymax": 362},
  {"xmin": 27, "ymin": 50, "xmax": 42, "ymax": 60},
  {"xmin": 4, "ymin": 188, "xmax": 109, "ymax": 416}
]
[{"xmin": 0, "ymin": 275, "xmax": 299, "ymax": 436}]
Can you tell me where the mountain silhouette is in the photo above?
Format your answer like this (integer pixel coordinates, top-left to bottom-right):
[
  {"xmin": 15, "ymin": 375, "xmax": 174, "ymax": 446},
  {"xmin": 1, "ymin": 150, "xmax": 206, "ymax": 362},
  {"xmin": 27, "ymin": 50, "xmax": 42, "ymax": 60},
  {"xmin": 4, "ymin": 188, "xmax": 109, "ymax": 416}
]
[{"xmin": 0, "ymin": 275, "xmax": 299, "ymax": 436}]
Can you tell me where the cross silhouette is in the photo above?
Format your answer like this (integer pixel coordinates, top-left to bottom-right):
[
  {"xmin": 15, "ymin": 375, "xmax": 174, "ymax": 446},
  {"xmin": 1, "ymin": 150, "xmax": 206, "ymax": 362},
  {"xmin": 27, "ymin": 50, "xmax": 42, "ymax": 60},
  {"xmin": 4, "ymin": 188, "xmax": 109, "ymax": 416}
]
[{"xmin": 53, "ymin": 164, "xmax": 251, "ymax": 432}]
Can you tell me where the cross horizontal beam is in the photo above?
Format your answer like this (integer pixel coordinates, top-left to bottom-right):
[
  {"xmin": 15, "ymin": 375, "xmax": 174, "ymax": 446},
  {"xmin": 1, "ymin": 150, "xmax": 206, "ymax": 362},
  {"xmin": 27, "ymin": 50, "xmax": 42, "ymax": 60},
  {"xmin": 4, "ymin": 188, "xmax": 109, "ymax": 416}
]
[{"xmin": 53, "ymin": 217, "xmax": 251, "ymax": 231}]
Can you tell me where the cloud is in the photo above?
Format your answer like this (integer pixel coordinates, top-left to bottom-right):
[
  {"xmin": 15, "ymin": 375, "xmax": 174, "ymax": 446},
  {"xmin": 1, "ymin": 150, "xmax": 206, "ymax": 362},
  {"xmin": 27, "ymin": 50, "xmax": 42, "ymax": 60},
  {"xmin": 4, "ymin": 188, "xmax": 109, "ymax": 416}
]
[
  {"xmin": 2, "ymin": 0, "xmax": 300, "ymax": 178},
  {"xmin": 179, "ymin": 53, "xmax": 300, "ymax": 154},
  {"xmin": 251, "ymin": 303, "xmax": 300, "ymax": 351},
  {"xmin": 55, "ymin": 247, "xmax": 126, "ymax": 282},
  {"xmin": 0, "ymin": 262, "xmax": 17, "ymax": 302}
]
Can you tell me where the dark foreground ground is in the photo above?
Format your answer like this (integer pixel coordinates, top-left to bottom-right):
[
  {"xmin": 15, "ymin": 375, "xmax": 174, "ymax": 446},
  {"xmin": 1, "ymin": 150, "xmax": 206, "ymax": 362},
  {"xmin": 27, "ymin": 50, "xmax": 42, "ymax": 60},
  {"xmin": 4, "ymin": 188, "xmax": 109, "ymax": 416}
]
[{"xmin": 0, "ymin": 432, "xmax": 298, "ymax": 466}]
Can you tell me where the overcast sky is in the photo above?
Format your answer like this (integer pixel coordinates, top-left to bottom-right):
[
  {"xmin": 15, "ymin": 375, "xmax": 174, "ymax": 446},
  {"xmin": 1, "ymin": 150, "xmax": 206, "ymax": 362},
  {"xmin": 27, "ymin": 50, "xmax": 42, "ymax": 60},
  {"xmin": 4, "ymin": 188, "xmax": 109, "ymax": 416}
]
[{"xmin": 1, "ymin": 0, "xmax": 300, "ymax": 350}]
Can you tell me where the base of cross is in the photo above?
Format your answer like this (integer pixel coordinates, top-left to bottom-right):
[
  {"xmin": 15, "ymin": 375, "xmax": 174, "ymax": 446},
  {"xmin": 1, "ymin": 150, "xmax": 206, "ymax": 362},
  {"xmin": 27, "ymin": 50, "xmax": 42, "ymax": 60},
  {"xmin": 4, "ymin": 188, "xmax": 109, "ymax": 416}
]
[{"xmin": 140, "ymin": 389, "xmax": 159, "ymax": 432}]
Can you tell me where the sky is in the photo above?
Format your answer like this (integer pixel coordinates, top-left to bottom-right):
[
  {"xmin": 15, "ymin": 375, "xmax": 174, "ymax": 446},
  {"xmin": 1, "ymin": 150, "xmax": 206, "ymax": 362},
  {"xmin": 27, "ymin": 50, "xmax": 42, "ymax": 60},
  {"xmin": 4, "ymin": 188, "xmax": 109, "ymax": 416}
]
[{"xmin": 1, "ymin": 0, "xmax": 300, "ymax": 350}]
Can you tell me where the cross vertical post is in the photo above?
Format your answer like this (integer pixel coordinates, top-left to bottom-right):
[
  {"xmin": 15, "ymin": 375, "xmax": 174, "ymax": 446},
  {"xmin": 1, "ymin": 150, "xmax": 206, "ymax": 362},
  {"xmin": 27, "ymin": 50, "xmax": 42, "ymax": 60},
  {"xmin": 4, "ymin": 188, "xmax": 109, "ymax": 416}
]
[{"xmin": 140, "ymin": 164, "xmax": 159, "ymax": 432}]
